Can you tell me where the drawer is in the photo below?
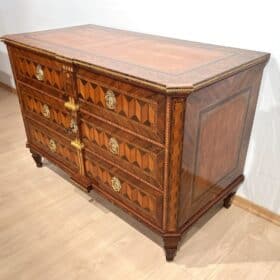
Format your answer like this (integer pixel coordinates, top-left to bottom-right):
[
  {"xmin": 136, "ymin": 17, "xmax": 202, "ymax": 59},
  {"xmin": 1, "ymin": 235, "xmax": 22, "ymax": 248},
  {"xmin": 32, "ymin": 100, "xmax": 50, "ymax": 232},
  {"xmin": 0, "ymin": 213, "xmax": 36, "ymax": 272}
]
[
  {"xmin": 26, "ymin": 119, "xmax": 79, "ymax": 173},
  {"xmin": 80, "ymin": 113, "xmax": 164, "ymax": 189},
  {"xmin": 77, "ymin": 69, "xmax": 166, "ymax": 144},
  {"xmin": 12, "ymin": 47, "xmax": 74, "ymax": 99},
  {"xmin": 84, "ymin": 151, "xmax": 163, "ymax": 227},
  {"xmin": 19, "ymin": 83, "xmax": 78, "ymax": 138}
]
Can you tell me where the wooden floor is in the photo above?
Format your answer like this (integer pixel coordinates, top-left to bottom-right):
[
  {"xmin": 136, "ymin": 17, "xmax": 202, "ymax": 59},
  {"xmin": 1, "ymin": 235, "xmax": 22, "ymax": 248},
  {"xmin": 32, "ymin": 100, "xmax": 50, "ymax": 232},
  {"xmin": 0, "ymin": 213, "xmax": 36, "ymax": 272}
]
[{"xmin": 0, "ymin": 88, "xmax": 280, "ymax": 280}]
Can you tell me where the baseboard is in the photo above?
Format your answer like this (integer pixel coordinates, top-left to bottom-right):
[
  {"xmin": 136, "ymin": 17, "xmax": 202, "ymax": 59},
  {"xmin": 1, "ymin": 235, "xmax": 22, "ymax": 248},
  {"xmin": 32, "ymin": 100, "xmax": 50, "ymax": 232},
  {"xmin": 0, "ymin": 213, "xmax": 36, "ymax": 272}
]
[
  {"xmin": 0, "ymin": 81, "xmax": 16, "ymax": 94},
  {"xmin": 233, "ymin": 195, "xmax": 280, "ymax": 226}
]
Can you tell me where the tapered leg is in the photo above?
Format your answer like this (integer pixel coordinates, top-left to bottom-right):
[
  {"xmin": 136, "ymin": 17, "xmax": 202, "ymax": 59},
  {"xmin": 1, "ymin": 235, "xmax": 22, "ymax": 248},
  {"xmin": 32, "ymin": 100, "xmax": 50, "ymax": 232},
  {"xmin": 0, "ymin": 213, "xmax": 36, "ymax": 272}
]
[
  {"xmin": 163, "ymin": 235, "xmax": 181, "ymax": 261},
  {"xmin": 223, "ymin": 192, "xmax": 236, "ymax": 209},
  {"xmin": 31, "ymin": 151, "xmax": 43, "ymax": 168}
]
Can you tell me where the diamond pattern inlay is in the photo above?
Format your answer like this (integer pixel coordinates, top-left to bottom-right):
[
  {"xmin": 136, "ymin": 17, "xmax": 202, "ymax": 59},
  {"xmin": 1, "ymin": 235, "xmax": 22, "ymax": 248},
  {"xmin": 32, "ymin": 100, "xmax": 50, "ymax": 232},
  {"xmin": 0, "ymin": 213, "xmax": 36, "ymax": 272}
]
[
  {"xmin": 17, "ymin": 56, "xmax": 65, "ymax": 91},
  {"xmin": 77, "ymin": 78, "xmax": 156, "ymax": 127},
  {"xmin": 23, "ymin": 94, "xmax": 71, "ymax": 130},
  {"xmin": 81, "ymin": 122, "xmax": 155, "ymax": 173},
  {"xmin": 85, "ymin": 159, "xmax": 156, "ymax": 214},
  {"xmin": 29, "ymin": 126, "xmax": 79, "ymax": 166}
]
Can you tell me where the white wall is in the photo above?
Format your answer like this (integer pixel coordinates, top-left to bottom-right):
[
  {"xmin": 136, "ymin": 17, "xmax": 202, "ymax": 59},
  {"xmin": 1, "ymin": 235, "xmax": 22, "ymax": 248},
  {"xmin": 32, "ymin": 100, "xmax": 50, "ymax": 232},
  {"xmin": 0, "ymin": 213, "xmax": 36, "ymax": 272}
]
[{"xmin": 1, "ymin": 0, "xmax": 279, "ymax": 213}]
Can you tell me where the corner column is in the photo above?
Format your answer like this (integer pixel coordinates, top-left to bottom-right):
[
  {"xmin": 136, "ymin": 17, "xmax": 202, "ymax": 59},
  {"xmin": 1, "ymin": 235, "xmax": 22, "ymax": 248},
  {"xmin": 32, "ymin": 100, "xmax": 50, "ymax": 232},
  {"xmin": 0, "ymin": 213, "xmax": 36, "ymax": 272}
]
[{"xmin": 163, "ymin": 96, "xmax": 186, "ymax": 261}]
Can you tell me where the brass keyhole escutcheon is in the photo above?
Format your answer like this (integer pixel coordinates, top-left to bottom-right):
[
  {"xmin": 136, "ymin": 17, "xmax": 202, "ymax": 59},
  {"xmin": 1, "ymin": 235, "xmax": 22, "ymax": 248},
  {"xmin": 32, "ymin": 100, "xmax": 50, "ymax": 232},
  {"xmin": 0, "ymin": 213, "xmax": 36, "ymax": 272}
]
[
  {"xmin": 108, "ymin": 137, "xmax": 119, "ymax": 155},
  {"xmin": 35, "ymin": 64, "xmax": 44, "ymax": 81},
  {"xmin": 105, "ymin": 90, "xmax": 116, "ymax": 110},
  {"xmin": 48, "ymin": 139, "xmax": 57, "ymax": 152},
  {"xmin": 42, "ymin": 104, "xmax": 50, "ymax": 118},
  {"xmin": 64, "ymin": 97, "xmax": 79, "ymax": 112},
  {"xmin": 111, "ymin": 176, "xmax": 121, "ymax": 192},
  {"xmin": 70, "ymin": 118, "xmax": 78, "ymax": 133}
]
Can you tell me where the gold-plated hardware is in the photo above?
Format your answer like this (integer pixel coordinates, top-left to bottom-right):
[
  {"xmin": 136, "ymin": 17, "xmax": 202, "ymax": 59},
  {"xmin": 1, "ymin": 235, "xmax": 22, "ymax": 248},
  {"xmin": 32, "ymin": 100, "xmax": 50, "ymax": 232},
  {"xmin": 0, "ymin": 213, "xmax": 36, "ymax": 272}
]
[
  {"xmin": 70, "ymin": 138, "xmax": 84, "ymax": 150},
  {"xmin": 69, "ymin": 118, "xmax": 78, "ymax": 133},
  {"xmin": 42, "ymin": 104, "xmax": 50, "ymax": 118},
  {"xmin": 64, "ymin": 97, "xmax": 79, "ymax": 111},
  {"xmin": 35, "ymin": 64, "xmax": 44, "ymax": 81},
  {"xmin": 105, "ymin": 90, "xmax": 116, "ymax": 110},
  {"xmin": 48, "ymin": 139, "xmax": 56, "ymax": 152},
  {"xmin": 108, "ymin": 137, "xmax": 119, "ymax": 155},
  {"xmin": 111, "ymin": 176, "xmax": 121, "ymax": 192}
]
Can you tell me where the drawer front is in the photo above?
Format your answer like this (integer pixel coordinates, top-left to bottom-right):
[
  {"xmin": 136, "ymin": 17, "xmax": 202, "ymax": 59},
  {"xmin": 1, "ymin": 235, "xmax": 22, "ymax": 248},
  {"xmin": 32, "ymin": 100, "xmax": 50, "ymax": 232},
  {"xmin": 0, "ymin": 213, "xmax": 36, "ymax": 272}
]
[
  {"xmin": 19, "ymin": 84, "xmax": 78, "ymax": 137},
  {"xmin": 27, "ymin": 119, "xmax": 79, "ymax": 172},
  {"xmin": 80, "ymin": 113, "xmax": 164, "ymax": 188},
  {"xmin": 84, "ymin": 152, "xmax": 163, "ymax": 227},
  {"xmin": 77, "ymin": 69, "xmax": 166, "ymax": 144},
  {"xmin": 12, "ymin": 47, "xmax": 74, "ymax": 99}
]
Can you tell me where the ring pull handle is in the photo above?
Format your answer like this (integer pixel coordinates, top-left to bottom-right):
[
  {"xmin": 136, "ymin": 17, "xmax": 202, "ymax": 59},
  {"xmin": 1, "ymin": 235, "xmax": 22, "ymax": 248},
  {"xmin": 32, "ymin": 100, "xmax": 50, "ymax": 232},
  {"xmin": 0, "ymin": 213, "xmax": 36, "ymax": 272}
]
[
  {"xmin": 42, "ymin": 104, "xmax": 50, "ymax": 118},
  {"xmin": 35, "ymin": 64, "xmax": 44, "ymax": 81},
  {"xmin": 105, "ymin": 90, "xmax": 116, "ymax": 110},
  {"xmin": 108, "ymin": 137, "xmax": 119, "ymax": 155},
  {"xmin": 111, "ymin": 176, "xmax": 121, "ymax": 192},
  {"xmin": 48, "ymin": 139, "xmax": 57, "ymax": 152}
]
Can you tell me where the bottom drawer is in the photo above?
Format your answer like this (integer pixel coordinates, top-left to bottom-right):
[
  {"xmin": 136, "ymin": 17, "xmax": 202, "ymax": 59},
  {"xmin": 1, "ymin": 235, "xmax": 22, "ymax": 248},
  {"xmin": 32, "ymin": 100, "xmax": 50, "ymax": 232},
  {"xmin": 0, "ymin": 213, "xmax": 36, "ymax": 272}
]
[
  {"xmin": 84, "ymin": 151, "xmax": 163, "ymax": 227},
  {"xmin": 26, "ymin": 119, "xmax": 80, "ymax": 173}
]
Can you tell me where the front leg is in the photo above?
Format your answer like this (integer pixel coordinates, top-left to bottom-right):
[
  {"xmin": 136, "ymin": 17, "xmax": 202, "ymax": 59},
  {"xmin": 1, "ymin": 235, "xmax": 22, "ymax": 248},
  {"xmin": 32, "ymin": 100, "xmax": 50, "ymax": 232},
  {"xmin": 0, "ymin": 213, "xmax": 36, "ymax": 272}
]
[
  {"xmin": 163, "ymin": 235, "xmax": 181, "ymax": 261},
  {"xmin": 223, "ymin": 192, "xmax": 236, "ymax": 209},
  {"xmin": 31, "ymin": 151, "xmax": 43, "ymax": 168}
]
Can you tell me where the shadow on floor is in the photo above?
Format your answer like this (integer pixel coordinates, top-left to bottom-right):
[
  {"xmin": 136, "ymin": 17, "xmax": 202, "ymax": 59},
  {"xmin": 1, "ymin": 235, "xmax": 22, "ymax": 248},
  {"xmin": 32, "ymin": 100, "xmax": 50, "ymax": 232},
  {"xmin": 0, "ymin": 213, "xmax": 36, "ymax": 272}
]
[{"xmin": 45, "ymin": 159, "xmax": 226, "ymax": 257}]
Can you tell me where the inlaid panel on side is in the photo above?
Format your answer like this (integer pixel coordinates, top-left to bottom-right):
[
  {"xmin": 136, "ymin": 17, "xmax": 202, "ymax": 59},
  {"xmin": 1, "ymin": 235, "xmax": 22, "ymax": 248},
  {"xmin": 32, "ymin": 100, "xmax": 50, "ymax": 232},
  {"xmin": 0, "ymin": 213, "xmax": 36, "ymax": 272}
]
[
  {"xmin": 179, "ymin": 64, "xmax": 265, "ymax": 227},
  {"xmin": 193, "ymin": 90, "xmax": 249, "ymax": 201}
]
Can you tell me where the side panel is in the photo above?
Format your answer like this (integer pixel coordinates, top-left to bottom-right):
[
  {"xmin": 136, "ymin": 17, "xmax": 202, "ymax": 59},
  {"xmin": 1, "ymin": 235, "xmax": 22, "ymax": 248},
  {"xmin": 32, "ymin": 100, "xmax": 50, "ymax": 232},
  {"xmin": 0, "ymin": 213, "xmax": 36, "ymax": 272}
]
[{"xmin": 179, "ymin": 64, "xmax": 266, "ymax": 227}]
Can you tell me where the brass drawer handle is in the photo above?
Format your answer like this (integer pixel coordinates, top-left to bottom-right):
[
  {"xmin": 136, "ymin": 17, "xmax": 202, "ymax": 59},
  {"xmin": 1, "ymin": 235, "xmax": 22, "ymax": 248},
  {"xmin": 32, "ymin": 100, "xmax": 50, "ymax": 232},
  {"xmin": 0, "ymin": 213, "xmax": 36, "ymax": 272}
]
[
  {"xmin": 108, "ymin": 137, "xmax": 119, "ymax": 155},
  {"xmin": 48, "ymin": 139, "xmax": 56, "ymax": 152},
  {"xmin": 105, "ymin": 90, "xmax": 116, "ymax": 110},
  {"xmin": 70, "ymin": 138, "xmax": 84, "ymax": 150},
  {"xmin": 35, "ymin": 64, "xmax": 44, "ymax": 81},
  {"xmin": 42, "ymin": 104, "xmax": 50, "ymax": 118},
  {"xmin": 111, "ymin": 176, "xmax": 121, "ymax": 192},
  {"xmin": 69, "ymin": 118, "xmax": 78, "ymax": 133},
  {"xmin": 64, "ymin": 97, "xmax": 79, "ymax": 111}
]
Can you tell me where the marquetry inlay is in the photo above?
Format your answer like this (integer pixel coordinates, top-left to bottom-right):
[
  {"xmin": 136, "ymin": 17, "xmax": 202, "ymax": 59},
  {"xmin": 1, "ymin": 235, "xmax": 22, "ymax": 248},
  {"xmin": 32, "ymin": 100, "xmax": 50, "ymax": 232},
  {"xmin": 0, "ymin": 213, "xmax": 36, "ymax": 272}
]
[
  {"xmin": 16, "ymin": 56, "xmax": 65, "ymax": 90},
  {"xmin": 85, "ymin": 159, "xmax": 157, "ymax": 216},
  {"xmin": 81, "ymin": 121, "xmax": 156, "ymax": 174},
  {"xmin": 29, "ymin": 125, "xmax": 79, "ymax": 166},
  {"xmin": 23, "ymin": 94, "xmax": 72, "ymax": 130},
  {"xmin": 77, "ymin": 78, "xmax": 156, "ymax": 127}
]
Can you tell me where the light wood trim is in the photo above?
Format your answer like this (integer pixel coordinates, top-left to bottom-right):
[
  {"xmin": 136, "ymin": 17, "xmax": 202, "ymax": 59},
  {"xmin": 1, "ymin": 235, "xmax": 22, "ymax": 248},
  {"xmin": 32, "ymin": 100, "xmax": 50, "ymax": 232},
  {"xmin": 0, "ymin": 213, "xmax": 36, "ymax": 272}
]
[
  {"xmin": 233, "ymin": 195, "xmax": 280, "ymax": 226},
  {"xmin": 0, "ymin": 81, "xmax": 16, "ymax": 94}
]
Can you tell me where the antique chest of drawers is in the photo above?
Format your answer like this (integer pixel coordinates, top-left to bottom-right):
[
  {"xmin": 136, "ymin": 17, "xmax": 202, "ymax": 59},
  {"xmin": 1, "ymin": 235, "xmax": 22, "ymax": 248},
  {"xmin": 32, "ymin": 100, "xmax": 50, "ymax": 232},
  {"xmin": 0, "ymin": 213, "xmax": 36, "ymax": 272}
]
[{"xmin": 1, "ymin": 25, "xmax": 269, "ymax": 261}]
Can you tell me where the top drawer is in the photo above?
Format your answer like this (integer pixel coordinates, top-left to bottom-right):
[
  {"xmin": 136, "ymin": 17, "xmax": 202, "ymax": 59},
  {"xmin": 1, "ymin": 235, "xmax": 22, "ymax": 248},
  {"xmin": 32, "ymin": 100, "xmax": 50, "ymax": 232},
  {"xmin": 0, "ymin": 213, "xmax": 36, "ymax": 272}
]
[
  {"xmin": 11, "ymin": 47, "xmax": 74, "ymax": 99},
  {"xmin": 77, "ymin": 68, "xmax": 166, "ymax": 144}
]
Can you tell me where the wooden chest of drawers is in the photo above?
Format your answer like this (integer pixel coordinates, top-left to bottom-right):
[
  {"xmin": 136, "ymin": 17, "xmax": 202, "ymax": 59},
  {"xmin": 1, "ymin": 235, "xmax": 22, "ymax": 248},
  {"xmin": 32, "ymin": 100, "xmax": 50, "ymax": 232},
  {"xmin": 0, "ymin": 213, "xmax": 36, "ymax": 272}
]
[{"xmin": 1, "ymin": 25, "xmax": 269, "ymax": 261}]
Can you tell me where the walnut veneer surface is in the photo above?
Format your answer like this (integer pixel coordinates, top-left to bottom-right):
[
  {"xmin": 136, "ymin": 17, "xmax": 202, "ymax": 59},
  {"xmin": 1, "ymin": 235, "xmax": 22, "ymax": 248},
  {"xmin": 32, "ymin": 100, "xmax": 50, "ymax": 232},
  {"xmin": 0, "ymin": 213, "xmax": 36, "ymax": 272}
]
[{"xmin": 1, "ymin": 24, "xmax": 270, "ymax": 261}]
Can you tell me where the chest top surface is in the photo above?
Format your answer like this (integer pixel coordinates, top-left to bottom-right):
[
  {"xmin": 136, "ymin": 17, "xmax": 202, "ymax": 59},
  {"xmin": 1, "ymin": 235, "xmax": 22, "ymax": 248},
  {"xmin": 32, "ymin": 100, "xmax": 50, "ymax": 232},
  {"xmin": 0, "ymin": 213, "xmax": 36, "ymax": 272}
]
[{"xmin": 1, "ymin": 24, "xmax": 269, "ymax": 92}]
